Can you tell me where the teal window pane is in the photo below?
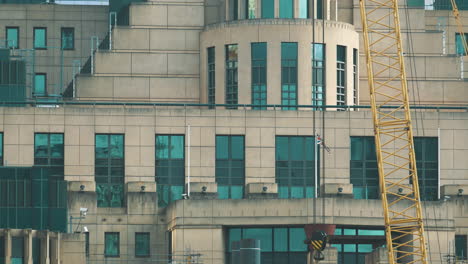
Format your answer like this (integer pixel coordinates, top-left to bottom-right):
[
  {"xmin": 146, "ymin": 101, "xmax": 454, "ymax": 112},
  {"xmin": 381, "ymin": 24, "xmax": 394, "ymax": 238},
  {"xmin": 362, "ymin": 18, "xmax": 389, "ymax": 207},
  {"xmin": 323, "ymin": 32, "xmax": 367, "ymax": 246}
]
[
  {"xmin": 218, "ymin": 185, "xmax": 229, "ymax": 199},
  {"xmin": 231, "ymin": 136, "xmax": 244, "ymax": 159},
  {"xmin": 331, "ymin": 244, "xmax": 342, "ymax": 252},
  {"xmin": 251, "ymin": 42, "xmax": 267, "ymax": 109},
  {"xmin": 298, "ymin": 0, "xmax": 308, "ymax": 18},
  {"xmin": 344, "ymin": 229, "xmax": 356, "ymax": 235},
  {"xmin": 61, "ymin": 27, "xmax": 74, "ymax": 50},
  {"xmin": 170, "ymin": 185, "xmax": 184, "ymax": 201},
  {"xmin": 110, "ymin": 135, "xmax": 124, "ymax": 158},
  {"xmin": 290, "ymin": 137, "xmax": 303, "ymax": 161},
  {"xmin": 170, "ymin": 136, "xmax": 184, "ymax": 159},
  {"xmin": 105, "ymin": 233, "xmax": 120, "ymax": 257},
  {"xmin": 50, "ymin": 134, "xmax": 64, "ymax": 158},
  {"xmin": 276, "ymin": 137, "xmax": 289, "ymax": 160},
  {"xmin": 207, "ymin": 47, "xmax": 216, "ymax": 108},
  {"xmin": 334, "ymin": 228, "xmax": 342, "ymax": 235},
  {"xmin": 316, "ymin": 0, "xmax": 323, "ymax": 19},
  {"xmin": 289, "ymin": 228, "xmax": 307, "ymax": 252},
  {"xmin": 32, "ymin": 238, "xmax": 40, "ymax": 264},
  {"xmin": 230, "ymin": 186, "xmax": 243, "ymax": 199},
  {"xmin": 358, "ymin": 244, "xmax": 373, "ymax": 253},
  {"xmin": 305, "ymin": 187, "xmax": 314, "ymax": 198},
  {"xmin": 456, "ymin": 235, "xmax": 467, "ymax": 260},
  {"xmin": 156, "ymin": 135, "xmax": 169, "ymax": 159},
  {"xmin": 344, "ymin": 244, "xmax": 356, "ymax": 253},
  {"xmin": 11, "ymin": 259, "xmax": 23, "ymax": 264},
  {"xmin": 95, "ymin": 135, "xmax": 109, "ymax": 158},
  {"xmin": 33, "ymin": 28, "xmax": 46, "ymax": 49},
  {"xmin": 311, "ymin": 44, "xmax": 325, "ymax": 107},
  {"xmin": 34, "ymin": 73, "xmax": 46, "ymax": 96},
  {"xmin": 227, "ymin": 228, "xmax": 241, "ymax": 252},
  {"xmin": 281, "ymin": 43, "xmax": 298, "ymax": 110},
  {"xmin": 216, "ymin": 136, "xmax": 229, "ymax": 159},
  {"xmin": 85, "ymin": 233, "xmax": 89, "ymax": 257},
  {"xmin": 135, "ymin": 233, "xmax": 150, "ymax": 257},
  {"xmin": 290, "ymin": 186, "xmax": 304, "ymax": 198},
  {"xmin": 34, "ymin": 134, "xmax": 49, "ymax": 158},
  {"xmin": 246, "ymin": 0, "xmax": 256, "ymax": 18},
  {"xmin": 279, "ymin": 0, "xmax": 293, "ymax": 18},
  {"xmin": 0, "ymin": 133, "xmax": 3, "ymax": 163},
  {"xmin": 274, "ymin": 228, "xmax": 288, "ymax": 252},
  {"xmin": 261, "ymin": 0, "xmax": 274, "ymax": 18},
  {"xmin": 6, "ymin": 27, "xmax": 19, "ymax": 49},
  {"xmin": 407, "ymin": 0, "xmax": 424, "ymax": 6},
  {"xmin": 278, "ymin": 186, "xmax": 289, "ymax": 198},
  {"xmin": 244, "ymin": 228, "xmax": 273, "ymax": 252},
  {"xmin": 456, "ymin": 33, "xmax": 468, "ymax": 55},
  {"xmin": 358, "ymin": 230, "xmax": 384, "ymax": 236},
  {"xmin": 12, "ymin": 237, "xmax": 24, "ymax": 259}
]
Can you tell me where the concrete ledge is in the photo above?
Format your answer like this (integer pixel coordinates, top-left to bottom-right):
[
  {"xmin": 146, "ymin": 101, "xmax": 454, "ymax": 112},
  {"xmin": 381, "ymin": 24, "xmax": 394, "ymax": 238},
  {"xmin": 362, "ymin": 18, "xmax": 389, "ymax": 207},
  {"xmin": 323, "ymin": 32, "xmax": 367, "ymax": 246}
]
[
  {"xmin": 321, "ymin": 183, "xmax": 353, "ymax": 198},
  {"xmin": 246, "ymin": 183, "xmax": 278, "ymax": 199},
  {"xmin": 126, "ymin": 182, "xmax": 157, "ymax": 193},
  {"xmin": 188, "ymin": 182, "xmax": 217, "ymax": 199},
  {"xmin": 441, "ymin": 184, "xmax": 468, "ymax": 197},
  {"xmin": 68, "ymin": 181, "xmax": 96, "ymax": 193}
]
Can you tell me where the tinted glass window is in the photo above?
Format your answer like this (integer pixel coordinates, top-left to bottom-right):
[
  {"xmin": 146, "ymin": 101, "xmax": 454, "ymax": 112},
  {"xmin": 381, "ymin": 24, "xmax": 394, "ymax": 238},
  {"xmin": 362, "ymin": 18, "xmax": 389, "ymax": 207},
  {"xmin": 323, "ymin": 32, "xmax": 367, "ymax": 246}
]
[
  {"xmin": 281, "ymin": 43, "xmax": 298, "ymax": 110},
  {"xmin": 279, "ymin": 0, "xmax": 293, "ymax": 18},
  {"xmin": 216, "ymin": 135, "xmax": 245, "ymax": 199},
  {"xmin": 6, "ymin": 27, "xmax": 19, "ymax": 49},
  {"xmin": 226, "ymin": 44, "xmax": 239, "ymax": 108},
  {"xmin": 135, "ymin": 233, "xmax": 150, "ymax": 257},
  {"xmin": 34, "ymin": 73, "xmax": 46, "ymax": 96},
  {"xmin": 34, "ymin": 28, "xmax": 46, "ymax": 49},
  {"xmin": 261, "ymin": 0, "xmax": 274, "ymax": 18},
  {"xmin": 350, "ymin": 137, "xmax": 378, "ymax": 199},
  {"xmin": 105, "ymin": 233, "xmax": 119, "ymax": 257},
  {"xmin": 252, "ymin": 42, "xmax": 267, "ymax": 109},
  {"xmin": 61, "ymin": 27, "xmax": 74, "ymax": 50},
  {"xmin": 207, "ymin": 47, "xmax": 216, "ymax": 108}
]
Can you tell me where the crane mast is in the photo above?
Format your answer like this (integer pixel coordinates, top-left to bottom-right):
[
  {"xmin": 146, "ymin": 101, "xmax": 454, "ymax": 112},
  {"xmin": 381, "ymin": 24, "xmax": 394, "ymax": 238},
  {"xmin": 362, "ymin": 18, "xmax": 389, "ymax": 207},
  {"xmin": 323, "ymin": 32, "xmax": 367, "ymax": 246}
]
[
  {"xmin": 359, "ymin": 1, "xmax": 428, "ymax": 263},
  {"xmin": 451, "ymin": 0, "xmax": 468, "ymax": 55}
]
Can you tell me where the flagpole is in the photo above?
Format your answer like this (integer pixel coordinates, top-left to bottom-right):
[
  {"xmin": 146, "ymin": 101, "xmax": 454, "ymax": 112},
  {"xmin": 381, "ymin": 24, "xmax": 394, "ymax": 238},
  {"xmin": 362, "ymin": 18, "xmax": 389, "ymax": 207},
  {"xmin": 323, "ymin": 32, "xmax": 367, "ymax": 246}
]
[{"xmin": 315, "ymin": 132, "xmax": 318, "ymax": 198}]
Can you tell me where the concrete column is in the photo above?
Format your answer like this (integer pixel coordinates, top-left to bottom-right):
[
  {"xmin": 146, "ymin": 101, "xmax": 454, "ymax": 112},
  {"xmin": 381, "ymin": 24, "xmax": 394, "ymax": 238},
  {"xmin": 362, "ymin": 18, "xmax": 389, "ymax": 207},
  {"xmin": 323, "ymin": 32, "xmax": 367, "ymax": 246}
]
[
  {"xmin": 274, "ymin": 0, "xmax": 279, "ymax": 17},
  {"xmin": 5, "ymin": 230, "xmax": 11, "ymax": 264},
  {"xmin": 256, "ymin": 0, "xmax": 261, "ymax": 18},
  {"xmin": 24, "ymin": 230, "xmax": 33, "ymax": 264},
  {"xmin": 323, "ymin": 0, "xmax": 330, "ymax": 20},
  {"xmin": 41, "ymin": 232, "xmax": 50, "ymax": 264},
  {"xmin": 293, "ymin": 0, "xmax": 300, "ymax": 18},
  {"xmin": 329, "ymin": 0, "xmax": 337, "ymax": 21},
  {"xmin": 50, "ymin": 233, "xmax": 60, "ymax": 264}
]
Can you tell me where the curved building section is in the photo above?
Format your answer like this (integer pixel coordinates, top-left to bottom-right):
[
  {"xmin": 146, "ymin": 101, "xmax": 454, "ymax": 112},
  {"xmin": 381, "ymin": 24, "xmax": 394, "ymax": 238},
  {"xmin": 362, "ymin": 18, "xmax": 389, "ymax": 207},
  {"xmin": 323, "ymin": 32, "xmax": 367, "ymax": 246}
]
[{"xmin": 200, "ymin": 19, "xmax": 359, "ymax": 108}]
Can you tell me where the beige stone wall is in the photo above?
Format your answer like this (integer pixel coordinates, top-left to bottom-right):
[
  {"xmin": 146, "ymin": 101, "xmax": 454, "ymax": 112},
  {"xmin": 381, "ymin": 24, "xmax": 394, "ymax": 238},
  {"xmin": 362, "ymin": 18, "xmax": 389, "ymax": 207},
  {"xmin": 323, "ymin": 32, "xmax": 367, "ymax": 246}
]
[
  {"xmin": 0, "ymin": 4, "xmax": 108, "ymax": 97},
  {"xmin": 75, "ymin": 1, "xmax": 204, "ymax": 103},
  {"xmin": 200, "ymin": 20, "xmax": 360, "ymax": 107}
]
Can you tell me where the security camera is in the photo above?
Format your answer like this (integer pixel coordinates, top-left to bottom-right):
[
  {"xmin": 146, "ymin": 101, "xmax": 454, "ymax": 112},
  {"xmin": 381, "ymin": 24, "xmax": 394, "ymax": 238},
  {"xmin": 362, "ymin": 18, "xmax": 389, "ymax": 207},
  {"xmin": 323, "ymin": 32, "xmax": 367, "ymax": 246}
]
[
  {"xmin": 458, "ymin": 189, "xmax": 464, "ymax": 196},
  {"xmin": 80, "ymin": 207, "xmax": 88, "ymax": 216},
  {"xmin": 338, "ymin": 187, "xmax": 343, "ymax": 193},
  {"xmin": 79, "ymin": 185, "xmax": 85, "ymax": 192},
  {"xmin": 201, "ymin": 186, "xmax": 207, "ymax": 193},
  {"xmin": 262, "ymin": 186, "xmax": 268, "ymax": 192},
  {"xmin": 83, "ymin": 226, "xmax": 88, "ymax": 233},
  {"xmin": 140, "ymin": 186, "xmax": 146, "ymax": 192}
]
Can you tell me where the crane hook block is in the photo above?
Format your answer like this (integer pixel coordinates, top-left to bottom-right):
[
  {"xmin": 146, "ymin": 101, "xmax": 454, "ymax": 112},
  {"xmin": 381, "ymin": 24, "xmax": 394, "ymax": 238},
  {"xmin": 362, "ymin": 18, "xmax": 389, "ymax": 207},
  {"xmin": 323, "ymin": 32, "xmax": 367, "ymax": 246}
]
[{"xmin": 308, "ymin": 231, "xmax": 328, "ymax": 252}]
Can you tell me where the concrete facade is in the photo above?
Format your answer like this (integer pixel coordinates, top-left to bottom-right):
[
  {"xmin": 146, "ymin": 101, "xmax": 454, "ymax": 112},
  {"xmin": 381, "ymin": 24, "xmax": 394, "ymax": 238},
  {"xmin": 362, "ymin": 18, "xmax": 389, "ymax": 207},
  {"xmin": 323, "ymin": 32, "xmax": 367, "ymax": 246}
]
[{"xmin": 0, "ymin": 0, "xmax": 468, "ymax": 264}]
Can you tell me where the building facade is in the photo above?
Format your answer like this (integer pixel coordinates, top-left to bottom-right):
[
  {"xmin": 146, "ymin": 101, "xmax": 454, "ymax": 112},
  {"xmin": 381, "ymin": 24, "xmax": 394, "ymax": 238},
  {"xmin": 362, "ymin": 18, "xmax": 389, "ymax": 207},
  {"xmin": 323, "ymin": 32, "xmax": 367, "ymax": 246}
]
[{"xmin": 0, "ymin": 0, "xmax": 467, "ymax": 264}]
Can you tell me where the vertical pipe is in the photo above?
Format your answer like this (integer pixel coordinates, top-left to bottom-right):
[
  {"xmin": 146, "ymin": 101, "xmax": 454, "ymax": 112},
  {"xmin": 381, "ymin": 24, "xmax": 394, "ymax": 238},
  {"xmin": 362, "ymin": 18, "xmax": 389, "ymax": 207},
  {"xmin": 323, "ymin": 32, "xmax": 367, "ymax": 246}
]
[
  {"xmin": 240, "ymin": 239, "xmax": 261, "ymax": 264},
  {"xmin": 231, "ymin": 241, "xmax": 240, "ymax": 264},
  {"xmin": 438, "ymin": 127, "xmax": 441, "ymax": 200},
  {"xmin": 187, "ymin": 124, "xmax": 191, "ymax": 197},
  {"xmin": 314, "ymin": 132, "xmax": 318, "ymax": 198}
]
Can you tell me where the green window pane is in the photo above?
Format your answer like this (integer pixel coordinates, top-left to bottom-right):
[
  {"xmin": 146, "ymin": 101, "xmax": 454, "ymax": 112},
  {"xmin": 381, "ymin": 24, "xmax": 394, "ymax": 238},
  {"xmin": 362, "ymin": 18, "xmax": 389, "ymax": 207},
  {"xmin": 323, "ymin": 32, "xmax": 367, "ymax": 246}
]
[
  {"xmin": 207, "ymin": 47, "xmax": 216, "ymax": 108},
  {"xmin": 156, "ymin": 135, "xmax": 169, "ymax": 159},
  {"xmin": 358, "ymin": 229, "xmax": 384, "ymax": 236},
  {"xmin": 334, "ymin": 228, "xmax": 342, "ymax": 235},
  {"xmin": 316, "ymin": 0, "xmax": 323, "ymax": 19},
  {"xmin": 218, "ymin": 185, "xmax": 229, "ymax": 199},
  {"xmin": 407, "ymin": 0, "xmax": 424, "ymax": 6},
  {"xmin": 456, "ymin": 235, "xmax": 467, "ymax": 260},
  {"xmin": 246, "ymin": 0, "xmax": 256, "ymax": 18},
  {"xmin": 358, "ymin": 244, "xmax": 373, "ymax": 253},
  {"xmin": 216, "ymin": 136, "xmax": 229, "ymax": 159},
  {"xmin": 12, "ymin": 237, "xmax": 24, "ymax": 258},
  {"xmin": 105, "ymin": 233, "xmax": 119, "ymax": 257},
  {"xmin": 6, "ymin": 27, "xmax": 19, "ymax": 49},
  {"xmin": 279, "ymin": 0, "xmax": 293, "ymax": 18},
  {"xmin": 50, "ymin": 134, "xmax": 64, "ymax": 158},
  {"xmin": 274, "ymin": 228, "xmax": 288, "ymax": 252},
  {"xmin": 34, "ymin": 134, "xmax": 49, "ymax": 157},
  {"xmin": 227, "ymin": 228, "xmax": 241, "ymax": 252},
  {"xmin": 298, "ymin": 0, "xmax": 308, "ymax": 18},
  {"xmin": 34, "ymin": 74, "xmax": 46, "ymax": 96},
  {"xmin": 344, "ymin": 244, "xmax": 356, "ymax": 253},
  {"xmin": 456, "ymin": 33, "xmax": 468, "ymax": 55},
  {"xmin": 170, "ymin": 136, "xmax": 184, "ymax": 159},
  {"xmin": 290, "ymin": 137, "xmax": 304, "ymax": 161},
  {"xmin": 0, "ymin": 133, "xmax": 3, "ymax": 160},
  {"xmin": 244, "ymin": 228, "xmax": 273, "ymax": 252},
  {"xmin": 289, "ymin": 228, "xmax": 307, "ymax": 252},
  {"xmin": 230, "ymin": 185, "xmax": 244, "ymax": 199},
  {"xmin": 231, "ymin": 136, "xmax": 244, "ymax": 160},
  {"xmin": 344, "ymin": 229, "xmax": 356, "ymax": 235},
  {"xmin": 32, "ymin": 238, "xmax": 40, "ymax": 264},
  {"xmin": 350, "ymin": 137, "xmax": 363, "ymax": 161},
  {"xmin": 261, "ymin": 0, "xmax": 274, "ymax": 18},
  {"xmin": 33, "ymin": 28, "xmax": 46, "ymax": 49},
  {"xmin": 290, "ymin": 186, "xmax": 304, "ymax": 198},
  {"xmin": 276, "ymin": 137, "xmax": 289, "ymax": 160},
  {"xmin": 110, "ymin": 135, "xmax": 124, "ymax": 158},
  {"xmin": 135, "ymin": 233, "xmax": 150, "ymax": 257},
  {"xmin": 61, "ymin": 28, "xmax": 74, "ymax": 50}
]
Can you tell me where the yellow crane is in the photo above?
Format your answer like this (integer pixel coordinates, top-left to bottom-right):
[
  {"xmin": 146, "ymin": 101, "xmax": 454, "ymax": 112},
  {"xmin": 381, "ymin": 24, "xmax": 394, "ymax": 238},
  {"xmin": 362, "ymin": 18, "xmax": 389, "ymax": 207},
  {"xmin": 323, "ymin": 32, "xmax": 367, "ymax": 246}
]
[
  {"xmin": 451, "ymin": 0, "xmax": 468, "ymax": 55},
  {"xmin": 359, "ymin": 1, "xmax": 428, "ymax": 263}
]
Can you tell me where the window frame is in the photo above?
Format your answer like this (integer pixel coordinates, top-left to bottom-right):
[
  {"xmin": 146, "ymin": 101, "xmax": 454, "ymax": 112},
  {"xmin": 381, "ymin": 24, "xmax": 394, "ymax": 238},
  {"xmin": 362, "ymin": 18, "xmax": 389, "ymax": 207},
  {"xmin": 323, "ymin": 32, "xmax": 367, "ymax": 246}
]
[
  {"xmin": 251, "ymin": 42, "xmax": 267, "ymax": 109},
  {"xmin": 225, "ymin": 44, "xmax": 239, "ymax": 109},
  {"xmin": 33, "ymin": 27, "xmax": 47, "ymax": 50},
  {"xmin": 0, "ymin": 133, "xmax": 3, "ymax": 166},
  {"xmin": 456, "ymin": 235, "xmax": 468, "ymax": 260},
  {"xmin": 61, "ymin": 27, "xmax": 75, "ymax": 50},
  {"xmin": 312, "ymin": 43, "xmax": 326, "ymax": 108},
  {"xmin": 34, "ymin": 133, "xmax": 65, "ymax": 181},
  {"xmin": 207, "ymin": 47, "xmax": 216, "ymax": 109},
  {"xmin": 216, "ymin": 135, "xmax": 245, "ymax": 199},
  {"xmin": 6, "ymin": 26, "xmax": 19, "ymax": 49},
  {"xmin": 33, "ymin": 73, "xmax": 47, "ymax": 96},
  {"xmin": 281, "ymin": 42, "xmax": 298, "ymax": 110},
  {"xmin": 135, "ymin": 232, "xmax": 151, "ymax": 258},
  {"xmin": 350, "ymin": 136, "xmax": 379, "ymax": 199},
  {"xmin": 353, "ymin": 48, "xmax": 358, "ymax": 105},
  {"xmin": 104, "ymin": 232, "xmax": 120, "ymax": 258},
  {"xmin": 336, "ymin": 45, "xmax": 347, "ymax": 109}
]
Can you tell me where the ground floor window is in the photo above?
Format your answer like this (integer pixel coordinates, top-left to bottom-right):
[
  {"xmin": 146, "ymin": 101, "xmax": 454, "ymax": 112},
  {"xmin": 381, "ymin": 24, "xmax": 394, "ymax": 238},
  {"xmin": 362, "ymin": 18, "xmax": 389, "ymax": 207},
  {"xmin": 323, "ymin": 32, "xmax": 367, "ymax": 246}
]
[
  {"xmin": 331, "ymin": 227, "xmax": 385, "ymax": 264},
  {"xmin": 225, "ymin": 226, "xmax": 307, "ymax": 264}
]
